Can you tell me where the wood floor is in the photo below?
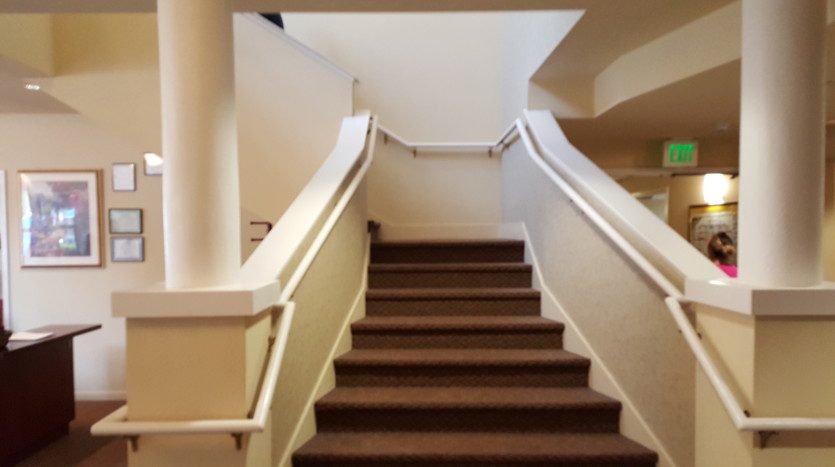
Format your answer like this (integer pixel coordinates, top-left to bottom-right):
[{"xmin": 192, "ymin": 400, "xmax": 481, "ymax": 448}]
[{"xmin": 14, "ymin": 401, "xmax": 126, "ymax": 467}]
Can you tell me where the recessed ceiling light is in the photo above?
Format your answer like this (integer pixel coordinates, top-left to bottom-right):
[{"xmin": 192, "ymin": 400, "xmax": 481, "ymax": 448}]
[{"xmin": 24, "ymin": 83, "xmax": 40, "ymax": 91}]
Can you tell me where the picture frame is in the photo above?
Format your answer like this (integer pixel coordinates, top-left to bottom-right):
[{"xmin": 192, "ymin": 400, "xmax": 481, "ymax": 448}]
[
  {"xmin": 688, "ymin": 202, "xmax": 738, "ymax": 263},
  {"xmin": 19, "ymin": 170, "xmax": 103, "ymax": 268},
  {"xmin": 112, "ymin": 163, "xmax": 136, "ymax": 192},
  {"xmin": 111, "ymin": 236, "xmax": 144, "ymax": 263},
  {"xmin": 109, "ymin": 208, "xmax": 143, "ymax": 234}
]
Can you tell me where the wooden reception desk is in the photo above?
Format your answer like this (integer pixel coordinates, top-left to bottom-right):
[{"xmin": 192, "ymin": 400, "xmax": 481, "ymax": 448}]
[{"xmin": 0, "ymin": 324, "xmax": 100, "ymax": 467}]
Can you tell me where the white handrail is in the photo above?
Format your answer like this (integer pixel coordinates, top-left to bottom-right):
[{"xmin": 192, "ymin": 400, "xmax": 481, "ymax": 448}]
[
  {"xmin": 378, "ymin": 121, "xmax": 517, "ymax": 156},
  {"xmin": 91, "ymin": 116, "xmax": 378, "ymax": 443},
  {"xmin": 516, "ymin": 116, "xmax": 835, "ymax": 437},
  {"xmin": 515, "ymin": 119, "xmax": 680, "ymax": 299}
]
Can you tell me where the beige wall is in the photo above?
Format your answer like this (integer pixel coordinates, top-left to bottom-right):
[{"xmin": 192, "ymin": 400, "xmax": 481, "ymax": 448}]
[
  {"xmin": 270, "ymin": 184, "xmax": 367, "ymax": 465},
  {"xmin": 575, "ymin": 137, "xmax": 740, "ymax": 170},
  {"xmin": 502, "ymin": 140, "xmax": 695, "ymax": 467},
  {"xmin": 501, "ymin": 11, "xmax": 583, "ymax": 127},
  {"xmin": 695, "ymin": 304, "xmax": 835, "ymax": 467},
  {"xmin": 619, "ymin": 174, "xmax": 740, "ymax": 239},
  {"xmin": 0, "ymin": 114, "xmax": 164, "ymax": 399},
  {"xmin": 367, "ymin": 132, "xmax": 502, "ymax": 228},
  {"xmin": 47, "ymin": 13, "xmax": 353, "ymax": 230},
  {"xmin": 285, "ymin": 12, "xmax": 504, "ymax": 141}
]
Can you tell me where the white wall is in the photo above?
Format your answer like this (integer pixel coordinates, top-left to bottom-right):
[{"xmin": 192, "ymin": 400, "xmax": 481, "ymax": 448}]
[
  {"xmin": 284, "ymin": 12, "xmax": 505, "ymax": 141},
  {"xmin": 501, "ymin": 11, "xmax": 583, "ymax": 126},
  {"xmin": 502, "ymin": 138, "xmax": 695, "ymax": 466},
  {"xmin": 367, "ymin": 133, "xmax": 502, "ymax": 231},
  {"xmin": 0, "ymin": 114, "xmax": 164, "ymax": 399}
]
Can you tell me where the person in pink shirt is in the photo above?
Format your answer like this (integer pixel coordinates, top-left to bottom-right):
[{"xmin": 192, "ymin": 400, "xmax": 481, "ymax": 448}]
[{"xmin": 707, "ymin": 232, "xmax": 737, "ymax": 278}]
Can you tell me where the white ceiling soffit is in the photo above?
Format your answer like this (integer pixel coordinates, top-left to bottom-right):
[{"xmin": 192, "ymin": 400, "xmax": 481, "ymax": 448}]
[
  {"xmin": 2, "ymin": 0, "xmax": 605, "ymax": 13},
  {"xmin": 534, "ymin": 0, "xmax": 735, "ymax": 83},
  {"xmin": 557, "ymin": 17, "xmax": 835, "ymax": 147}
]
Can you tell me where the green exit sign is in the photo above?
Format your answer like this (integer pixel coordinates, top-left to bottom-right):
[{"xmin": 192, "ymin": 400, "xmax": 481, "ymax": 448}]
[{"xmin": 663, "ymin": 140, "xmax": 698, "ymax": 168}]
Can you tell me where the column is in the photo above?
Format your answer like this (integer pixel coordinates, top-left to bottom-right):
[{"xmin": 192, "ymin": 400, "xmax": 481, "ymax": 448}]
[
  {"xmin": 157, "ymin": 0, "xmax": 241, "ymax": 289},
  {"xmin": 738, "ymin": 0, "xmax": 826, "ymax": 287}
]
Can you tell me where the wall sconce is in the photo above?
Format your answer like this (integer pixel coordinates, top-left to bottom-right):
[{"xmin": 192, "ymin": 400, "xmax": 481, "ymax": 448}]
[{"xmin": 703, "ymin": 173, "xmax": 729, "ymax": 205}]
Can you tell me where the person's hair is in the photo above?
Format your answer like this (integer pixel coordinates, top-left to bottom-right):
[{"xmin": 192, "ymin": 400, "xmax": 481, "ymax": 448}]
[{"xmin": 707, "ymin": 232, "xmax": 736, "ymax": 265}]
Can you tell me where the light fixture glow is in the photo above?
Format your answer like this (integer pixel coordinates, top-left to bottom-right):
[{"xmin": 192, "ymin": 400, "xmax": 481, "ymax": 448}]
[
  {"xmin": 24, "ymin": 83, "xmax": 40, "ymax": 91},
  {"xmin": 143, "ymin": 152, "xmax": 163, "ymax": 176},
  {"xmin": 143, "ymin": 152, "xmax": 163, "ymax": 167},
  {"xmin": 703, "ymin": 173, "xmax": 730, "ymax": 206}
]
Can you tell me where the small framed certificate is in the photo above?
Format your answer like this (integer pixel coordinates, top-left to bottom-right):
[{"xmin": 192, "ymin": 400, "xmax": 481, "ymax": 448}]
[
  {"xmin": 111, "ymin": 237, "xmax": 144, "ymax": 262},
  {"xmin": 109, "ymin": 208, "xmax": 143, "ymax": 234},
  {"xmin": 112, "ymin": 163, "xmax": 136, "ymax": 192}
]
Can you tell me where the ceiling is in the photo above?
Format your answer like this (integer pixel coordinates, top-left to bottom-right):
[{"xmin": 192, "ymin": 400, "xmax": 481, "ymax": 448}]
[
  {"xmin": 0, "ymin": 63, "xmax": 74, "ymax": 114},
  {"xmin": 559, "ymin": 61, "xmax": 741, "ymax": 143},
  {"xmin": 1, "ymin": 0, "xmax": 627, "ymax": 13},
  {"xmin": 533, "ymin": 0, "xmax": 735, "ymax": 84}
]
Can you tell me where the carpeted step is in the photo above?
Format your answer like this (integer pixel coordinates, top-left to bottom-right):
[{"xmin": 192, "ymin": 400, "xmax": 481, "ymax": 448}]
[
  {"xmin": 314, "ymin": 386, "xmax": 620, "ymax": 433},
  {"xmin": 366, "ymin": 288, "xmax": 541, "ymax": 316},
  {"xmin": 369, "ymin": 262, "xmax": 533, "ymax": 289},
  {"xmin": 293, "ymin": 432, "xmax": 658, "ymax": 467},
  {"xmin": 334, "ymin": 349, "xmax": 589, "ymax": 387},
  {"xmin": 351, "ymin": 316, "xmax": 563, "ymax": 349},
  {"xmin": 371, "ymin": 240, "xmax": 525, "ymax": 264}
]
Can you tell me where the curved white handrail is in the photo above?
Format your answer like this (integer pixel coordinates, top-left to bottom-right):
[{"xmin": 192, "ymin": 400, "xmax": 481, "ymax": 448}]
[
  {"xmin": 378, "ymin": 122, "xmax": 517, "ymax": 156},
  {"xmin": 515, "ymin": 115, "xmax": 835, "ymax": 436},
  {"xmin": 524, "ymin": 110, "xmax": 722, "ymax": 288},
  {"xmin": 92, "ymin": 116, "xmax": 378, "ymax": 442},
  {"xmin": 241, "ymin": 114, "xmax": 371, "ymax": 285}
]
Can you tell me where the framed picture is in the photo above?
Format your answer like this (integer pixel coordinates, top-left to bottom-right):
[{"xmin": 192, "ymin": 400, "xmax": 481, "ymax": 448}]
[
  {"xmin": 109, "ymin": 208, "xmax": 143, "ymax": 234},
  {"xmin": 143, "ymin": 152, "xmax": 163, "ymax": 176},
  {"xmin": 111, "ymin": 237, "xmax": 144, "ymax": 262},
  {"xmin": 688, "ymin": 203, "xmax": 738, "ymax": 263},
  {"xmin": 112, "ymin": 163, "xmax": 136, "ymax": 192},
  {"xmin": 19, "ymin": 170, "xmax": 103, "ymax": 267}
]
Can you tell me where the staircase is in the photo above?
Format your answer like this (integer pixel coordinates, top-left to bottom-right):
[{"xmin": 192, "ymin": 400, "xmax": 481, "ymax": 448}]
[{"xmin": 294, "ymin": 239, "xmax": 658, "ymax": 466}]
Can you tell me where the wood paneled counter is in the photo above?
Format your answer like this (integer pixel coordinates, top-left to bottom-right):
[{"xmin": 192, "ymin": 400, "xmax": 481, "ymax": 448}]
[{"xmin": 0, "ymin": 325, "xmax": 100, "ymax": 467}]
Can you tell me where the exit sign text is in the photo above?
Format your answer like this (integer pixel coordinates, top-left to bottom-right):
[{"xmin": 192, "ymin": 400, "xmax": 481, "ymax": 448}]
[{"xmin": 663, "ymin": 140, "xmax": 698, "ymax": 168}]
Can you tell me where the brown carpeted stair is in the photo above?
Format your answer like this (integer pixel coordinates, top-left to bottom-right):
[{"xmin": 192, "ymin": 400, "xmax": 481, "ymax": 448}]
[{"xmin": 294, "ymin": 239, "xmax": 658, "ymax": 467}]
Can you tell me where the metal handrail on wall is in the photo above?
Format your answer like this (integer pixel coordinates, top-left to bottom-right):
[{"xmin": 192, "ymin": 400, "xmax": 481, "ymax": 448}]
[
  {"xmin": 91, "ymin": 116, "xmax": 379, "ymax": 450},
  {"xmin": 516, "ymin": 115, "xmax": 835, "ymax": 447},
  {"xmin": 378, "ymin": 122, "xmax": 518, "ymax": 157}
]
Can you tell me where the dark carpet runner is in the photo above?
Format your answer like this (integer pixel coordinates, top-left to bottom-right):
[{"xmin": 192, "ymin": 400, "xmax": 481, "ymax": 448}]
[{"xmin": 294, "ymin": 239, "xmax": 658, "ymax": 466}]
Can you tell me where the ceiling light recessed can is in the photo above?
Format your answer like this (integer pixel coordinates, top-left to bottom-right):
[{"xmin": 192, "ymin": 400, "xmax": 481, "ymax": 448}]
[{"xmin": 25, "ymin": 83, "xmax": 41, "ymax": 91}]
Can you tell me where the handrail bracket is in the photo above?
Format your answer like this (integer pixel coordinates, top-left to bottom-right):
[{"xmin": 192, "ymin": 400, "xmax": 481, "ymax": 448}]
[
  {"xmin": 126, "ymin": 435, "xmax": 139, "ymax": 452},
  {"xmin": 232, "ymin": 433, "xmax": 244, "ymax": 451},
  {"xmin": 758, "ymin": 430, "xmax": 778, "ymax": 449}
]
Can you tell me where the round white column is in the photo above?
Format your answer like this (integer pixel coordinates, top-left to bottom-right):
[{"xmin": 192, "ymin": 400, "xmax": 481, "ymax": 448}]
[
  {"xmin": 157, "ymin": 0, "xmax": 241, "ymax": 289},
  {"xmin": 738, "ymin": 0, "xmax": 826, "ymax": 287}
]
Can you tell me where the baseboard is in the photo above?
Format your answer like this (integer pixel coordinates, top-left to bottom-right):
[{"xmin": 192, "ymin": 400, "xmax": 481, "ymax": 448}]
[
  {"xmin": 368, "ymin": 211, "xmax": 524, "ymax": 241},
  {"xmin": 75, "ymin": 391, "xmax": 126, "ymax": 401},
  {"xmin": 277, "ymin": 234, "xmax": 370, "ymax": 467},
  {"xmin": 521, "ymin": 224, "xmax": 679, "ymax": 467}
]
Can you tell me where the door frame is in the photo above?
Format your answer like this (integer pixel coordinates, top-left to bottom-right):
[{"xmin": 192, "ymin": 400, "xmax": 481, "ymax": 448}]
[{"xmin": 0, "ymin": 171, "xmax": 11, "ymax": 329}]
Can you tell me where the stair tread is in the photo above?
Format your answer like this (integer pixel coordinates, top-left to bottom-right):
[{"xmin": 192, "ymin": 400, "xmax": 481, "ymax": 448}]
[
  {"xmin": 317, "ymin": 386, "xmax": 619, "ymax": 409},
  {"xmin": 367, "ymin": 288, "xmax": 540, "ymax": 300},
  {"xmin": 372, "ymin": 239, "xmax": 525, "ymax": 248},
  {"xmin": 336, "ymin": 349, "xmax": 589, "ymax": 367},
  {"xmin": 369, "ymin": 262, "xmax": 532, "ymax": 272},
  {"xmin": 353, "ymin": 315, "xmax": 564, "ymax": 332},
  {"xmin": 295, "ymin": 432, "xmax": 657, "ymax": 461}
]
